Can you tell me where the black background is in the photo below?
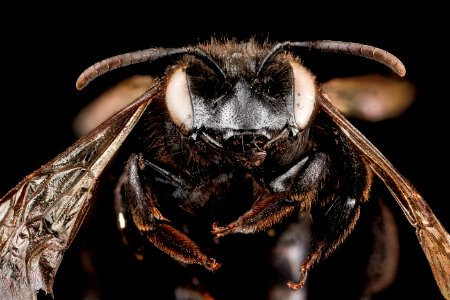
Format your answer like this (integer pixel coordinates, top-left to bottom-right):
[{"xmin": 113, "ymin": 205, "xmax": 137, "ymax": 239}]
[{"xmin": 1, "ymin": 2, "xmax": 448, "ymax": 300}]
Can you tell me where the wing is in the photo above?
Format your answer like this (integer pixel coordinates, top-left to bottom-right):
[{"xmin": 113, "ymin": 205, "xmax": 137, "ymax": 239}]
[
  {"xmin": 0, "ymin": 85, "xmax": 157, "ymax": 300},
  {"xmin": 318, "ymin": 93, "xmax": 450, "ymax": 300},
  {"xmin": 72, "ymin": 75, "xmax": 156, "ymax": 137},
  {"xmin": 322, "ymin": 73, "xmax": 415, "ymax": 122}
]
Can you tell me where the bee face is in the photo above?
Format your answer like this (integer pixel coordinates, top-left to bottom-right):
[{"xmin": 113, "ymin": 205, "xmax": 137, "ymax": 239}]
[{"xmin": 1, "ymin": 39, "xmax": 448, "ymax": 300}]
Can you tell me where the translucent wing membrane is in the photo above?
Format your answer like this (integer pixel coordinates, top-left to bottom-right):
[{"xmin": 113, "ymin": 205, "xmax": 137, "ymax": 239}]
[
  {"xmin": 0, "ymin": 87, "xmax": 155, "ymax": 300},
  {"xmin": 1, "ymin": 39, "xmax": 448, "ymax": 300}
]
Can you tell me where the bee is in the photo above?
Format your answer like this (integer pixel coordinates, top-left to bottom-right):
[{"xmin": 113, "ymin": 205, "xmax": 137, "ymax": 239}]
[{"xmin": 0, "ymin": 39, "xmax": 448, "ymax": 300}]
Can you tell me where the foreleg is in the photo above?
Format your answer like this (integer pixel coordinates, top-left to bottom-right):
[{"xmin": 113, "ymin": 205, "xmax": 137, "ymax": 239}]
[
  {"xmin": 288, "ymin": 141, "xmax": 373, "ymax": 290},
  {"xmin": 122, "ymin": 153, "xmax": 220, "ymax": 271},
  {"xmin": 212, "ymin": 153, "xmax": 329, "ymax": 237}
]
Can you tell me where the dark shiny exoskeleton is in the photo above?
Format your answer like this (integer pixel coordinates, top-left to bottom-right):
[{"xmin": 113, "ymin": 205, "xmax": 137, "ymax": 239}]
[
  {"xmin": 114, "ymin": 41, "xmax": 373, "ymax": 295},
  {"xmin": 1, "ymin": 40, "xmax": 449, "ymax": 300}
]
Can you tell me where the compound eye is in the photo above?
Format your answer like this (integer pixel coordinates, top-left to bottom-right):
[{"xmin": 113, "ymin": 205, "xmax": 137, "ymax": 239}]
[
  {"xmin": 290, "ymin": 61, "xmax": 317, "ymax": 130},
  {"xmin": 165, "ymin": 66, "xmax": 194, "ymax": 131}
]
